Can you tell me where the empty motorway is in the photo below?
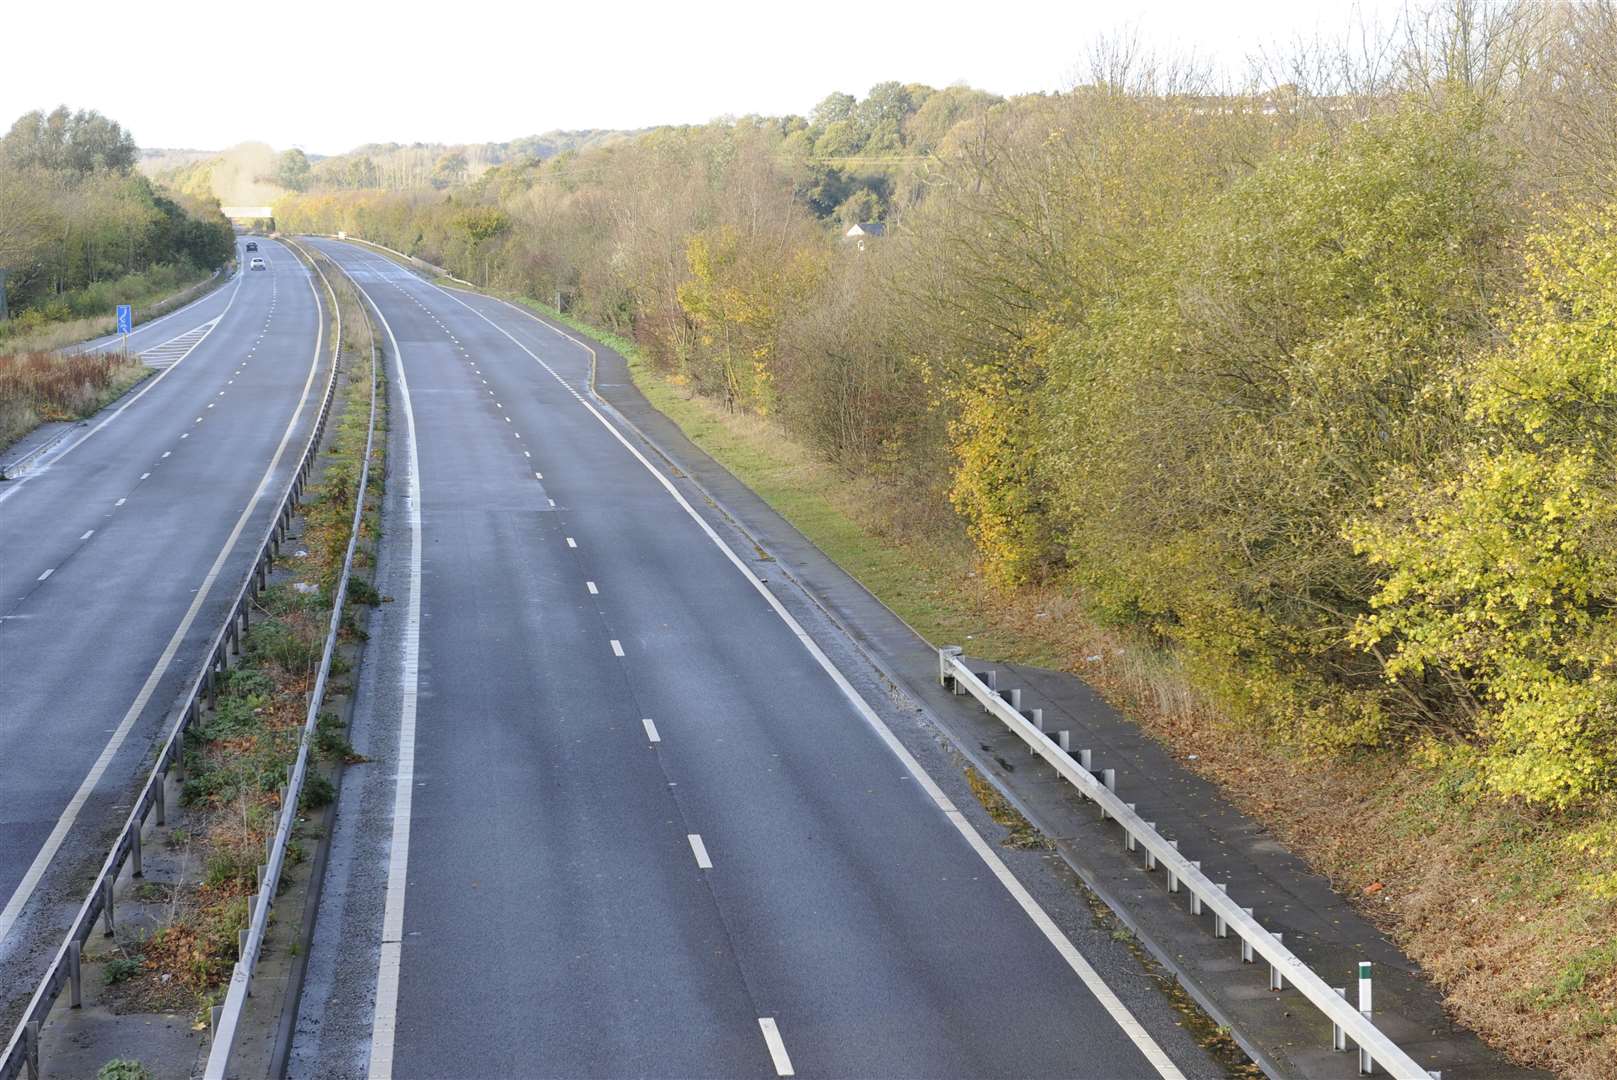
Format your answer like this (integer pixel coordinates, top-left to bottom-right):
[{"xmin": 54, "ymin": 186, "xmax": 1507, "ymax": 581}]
[
  {"xmin": 287, "ymin": 240, "xmax": 1220, "ymax": 1079},
  {"xmin": 0, "ymin": 238, "xmax": 330, "ymax": 1020}
]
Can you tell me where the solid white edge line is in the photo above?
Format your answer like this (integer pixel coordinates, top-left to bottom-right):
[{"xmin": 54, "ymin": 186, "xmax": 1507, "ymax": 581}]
[
  {"xmin": 411, "ymin": 264, "xmax": 1186, "ymax": 1080},
  {"xmin": 0, "ymin": 251, "xmax": 326, "ymax": 948},
  {"xmin": 0, "ymin": 247, "xmax": 260, "ymax": 505},
  {"xmin": 688, "ymin": 833, "xmax": 713, "ymax": 869},
  {"xmin": 343, "ymin": 262, "xmax": 422, "ymax": 1080},
  {"xmin": 758, "ymin": 1017, "xmax": 795, "ymax": 1077},
  {"xmin": 642, "ymin": 718, "xmax": 660, "ymax": 743}
]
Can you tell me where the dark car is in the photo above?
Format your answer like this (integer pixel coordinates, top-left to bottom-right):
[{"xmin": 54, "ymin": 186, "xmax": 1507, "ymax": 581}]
[{"xmin": 245, "ymin": 241, "xmax": 258, "ymax": 252}]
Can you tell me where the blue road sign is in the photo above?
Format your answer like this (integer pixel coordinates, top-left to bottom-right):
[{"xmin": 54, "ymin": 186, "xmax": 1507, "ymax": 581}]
[{"xmin": 116, "ymin": 304, "xmax": 133, "ymax": 335}]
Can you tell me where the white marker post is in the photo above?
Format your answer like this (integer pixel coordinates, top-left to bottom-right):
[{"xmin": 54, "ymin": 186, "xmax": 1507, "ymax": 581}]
[{"xmin": 1358, "ymin": 961, "xmax": 1374, "ymax": 1074}]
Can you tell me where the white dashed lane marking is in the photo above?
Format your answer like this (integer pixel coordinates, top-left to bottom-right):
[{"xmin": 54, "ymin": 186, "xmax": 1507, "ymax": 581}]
[
  {"xmin": 37, "ymin": 568, "xmax": 54, "ymax": 582},
  {"xmin": 759, "ymin": 1019, "xmax": 794, "ymax": 1077},
  {"xmin": 687, "ymin": 834, "xmax": 712, "ymax": 869},
  {"xmin": 642, "ymin": 718, "xmax": 660, "ymax": 743},
  {"xmin": 610, "ymin": 639, "xmax": 624, "ymax": 657}
]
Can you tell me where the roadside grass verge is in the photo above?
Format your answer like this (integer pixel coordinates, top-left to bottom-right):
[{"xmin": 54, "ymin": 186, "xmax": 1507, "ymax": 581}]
[
  {"xmin": 554, "ymin": 306, "xmax": 1616, "ymax": 1078},
  {"xmin": 0, "ymin": 262, "xmax": 225, "ymax": 355},
  {"xmin": 0, "ymin": 350, "xmax": 149, "ymax": 450}
]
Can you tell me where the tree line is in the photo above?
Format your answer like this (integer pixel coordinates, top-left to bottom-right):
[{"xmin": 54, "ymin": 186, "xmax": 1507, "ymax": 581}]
[
  {"xmin": 0, "ymin": 106, "xmax": 235, "ymax": 329},
  {"xmin": 275, "ymin": 0, "xmax": 1617, "ymax": 810}
]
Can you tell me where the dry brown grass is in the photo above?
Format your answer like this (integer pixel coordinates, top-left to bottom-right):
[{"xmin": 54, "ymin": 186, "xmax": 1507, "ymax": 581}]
[{"xmin": 0, "ymin": 350, "xmax": 149, "ymax": 450}]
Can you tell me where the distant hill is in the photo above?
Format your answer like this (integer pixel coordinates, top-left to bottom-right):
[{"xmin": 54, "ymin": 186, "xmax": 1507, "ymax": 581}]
[{"xmin": 144, "ymin": 129, "xmax": 642, "ymax": 200}]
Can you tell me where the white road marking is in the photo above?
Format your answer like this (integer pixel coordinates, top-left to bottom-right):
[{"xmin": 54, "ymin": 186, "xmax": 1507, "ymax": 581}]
[
  {"xmin": 0, "ymin": 277, "xmax": 241, "ymax": 505},
  {"xmin": 759, "ymin": 1018, "xmax": 794, "ymax": 1077},
  {"xmin": 687, "ymin": 833, "xmax": 712, "ymax": 869},
  {"xmin": 565, "ymin": 537, "xmax": 577, "ymax": 548},
  {"xmin": 642, "ymin": 718, "xmax": 660, "ymax": 743},
  {"xmin": 344, "ymin": 260, "xmax": 422, "ymax": 1080},
  {"xmin": 114, "ymin": 498, "xmax": 126, "ymax": 507},
  {"xmin": 139, "ymin": 472, "xmax": 150, "ymax": 480},
  {"xmin": 610, "ymin": 639, "xmax": 624, "ymax": 657},
  {"xmin": 161, "ymin": 451, "xmax": 171, "ymax": 459},
  {"xmin": 586, "ymin": 581, "xmax": 598, "ymax": 594},
  {"xmin": 37, "ymin": 568, "xmax": 54, "ymax": 581},
  {"xmin": 504, "ymin": 416, "xmax": 510, "ymax": 423},
  {"xmin": 80, "ymin": 530, "xmax": 94, "ymax": 540},
  {"xmin": 547, "ymin": 499, "xmax": 555, "ymax": 508},
  {"xmin": 430, "ymin": 277, "xmax": 1187, "ymax": 1080},
  {"xmin": 180, "ymin": 433, "xmax": 189, "ymax": 439},
  {"xmin": 0, "ymin": 255, "xmax": 327, "ymax": 949}
]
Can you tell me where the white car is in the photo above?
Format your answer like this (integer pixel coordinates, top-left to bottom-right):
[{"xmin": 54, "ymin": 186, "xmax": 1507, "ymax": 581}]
[{"xmin": 249, "ymin": 257, "xmax": 267, "ymax": 271}]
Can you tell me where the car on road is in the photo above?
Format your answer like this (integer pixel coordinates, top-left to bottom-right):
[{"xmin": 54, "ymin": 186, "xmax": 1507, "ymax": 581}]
[
  {"xmin": 249, "ymin": 257, "xmax": 267, "ymax": 271},
  {"xmin": 245, "ymin": 241, "xmax": 258, "ymax": 252}
]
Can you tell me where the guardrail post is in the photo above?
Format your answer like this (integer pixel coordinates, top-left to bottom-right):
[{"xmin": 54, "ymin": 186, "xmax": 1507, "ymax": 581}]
[
  {"xmin": 1079, "ymin": 748, "xmax": 1092, "ymax": 771},
  {"xmin": 1333, "ymin": 987, "xmax": 1348, "ymax": 1050},
  {"xmin": 938, "ymin": 646, "xmax": 962, "ymax": 688},
  {"xmin": 1241, "ymin": 910, "xmax": 1255, "ymax": 961},
  {"xmin": 1030, "ymin": 708, "xmax": 1043, "ymax": 732},
  {"xmin": 1359, "ymin": 961, "xmax": 1374, "ymax": 1074},
  {"xmin": 1167, "ymin": 841, "xmax": 1180, "ymax": 891},
  {"xmin": 1269, "ymin": 933, "xmax": 1285, "ymax": 990},
  {"xmin": 131, "ymin": 828, "xmax": 143, "ymax": 878},
  {"xmin": 1214, "ymin": 884, "xmax": 1229, "ymax": 937},
  {"xmin": 23, "ymin": 1019, "xmax": 39, "ymax": 1080},
  {"xmin": 1124, "ymin": 805, "xmax": 1137, "ymax": 850},
  {"xmin": 69, "ymin": 939, "xmax": 83, "ymax": 1007},
  {"xmin": 155, "ymin": 773, "xmax": 166, "ymax": 826},
  {"xmin": 1057, "ymin": 730, "xmax": 1071, "ymax": 753},
  {"xmin": 1100, "ymin": 768, "xmax": 1116, "ymax": 819},
  {"xmin": 101, "ymin": 879, "xmax": 115, "ymax": 937},
  {"xmin": 1189, "ymin": 862, "xmax": 1203, "ymax": 913},
  {"xmin": 1004, "ymin": 688, "xmax": 1021, "ymax": 711},
  {"xmin": 1144, "ymin": 828, "xmax": 1158, "ymax": 870}
]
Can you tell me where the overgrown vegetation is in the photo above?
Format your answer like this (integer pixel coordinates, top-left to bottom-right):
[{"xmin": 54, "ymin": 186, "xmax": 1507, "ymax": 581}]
[
  {"xmin": 0, "ymin": 106, "xmax": 232, "ymax": 339},
  {"xmin": 116, "ymin": 246, "xmax": 379, "ymax": 1011},
  {"xmin": 276, "ymin": 2, "xmax": 1617, "ymax": 1071},
  {"xmin": 0, "ymin": 349, "xmax": 148, "ymax": 449}
]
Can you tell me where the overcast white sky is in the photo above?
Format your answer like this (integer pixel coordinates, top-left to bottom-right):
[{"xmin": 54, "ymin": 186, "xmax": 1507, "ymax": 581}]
[{"xmin": 4, "ymin": 0, "xmax": 1408, "ymax": 155}]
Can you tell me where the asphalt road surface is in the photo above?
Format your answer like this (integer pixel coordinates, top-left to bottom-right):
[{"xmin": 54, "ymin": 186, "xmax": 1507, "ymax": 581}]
[
  {"xmin": 289, "ymin": 239, "xmax": 1218, "ymax": 1080},
  {"xmin": 0, "ymin": 238, "xmax": 329, "ymax": 1022}
]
